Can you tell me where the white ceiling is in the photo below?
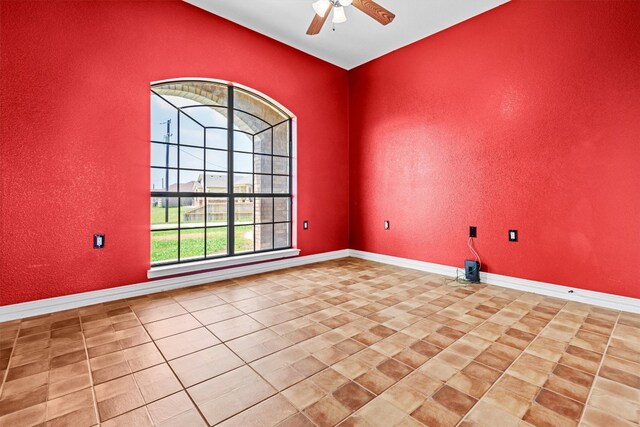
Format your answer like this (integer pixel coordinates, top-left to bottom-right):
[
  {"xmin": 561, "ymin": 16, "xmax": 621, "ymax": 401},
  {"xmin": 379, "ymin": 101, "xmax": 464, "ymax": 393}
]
[{"xmin": 184, "ymin": 0, "xmax": 509, "ymax": 70}]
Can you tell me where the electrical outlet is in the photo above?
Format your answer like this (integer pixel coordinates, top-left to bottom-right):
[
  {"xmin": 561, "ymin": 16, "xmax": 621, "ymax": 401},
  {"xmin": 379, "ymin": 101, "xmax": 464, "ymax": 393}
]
[
  {"xmin": 93, "ymin": 234, "xmax": 105, "ymax": 249},
  {"xmin": 384, "ymin": 220, "xmax": 390, "ymax": 230},
  {"xmin": 508, "ymin": 229, "xmax": 518, "ymax": 242},
  {"xmin": 303, "ymin": 221, "xmax": 308, "ymax": 230},
  {"xmin": 469, "ymin": 226, "xmax": 477, "ymax": 238}
]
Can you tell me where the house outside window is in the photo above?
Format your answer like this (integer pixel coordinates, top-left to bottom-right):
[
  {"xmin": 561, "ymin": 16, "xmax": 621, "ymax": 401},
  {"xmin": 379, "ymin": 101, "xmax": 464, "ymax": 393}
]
[{"xmin": 150, "ymin": 80, "xmax": 292, "ymax": 266}]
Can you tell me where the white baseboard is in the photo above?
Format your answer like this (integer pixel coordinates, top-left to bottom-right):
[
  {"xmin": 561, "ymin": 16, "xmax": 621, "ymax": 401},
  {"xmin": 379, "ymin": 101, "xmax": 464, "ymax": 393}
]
[
  {"xmin": 0, "ymin": 249, "xmax": 350, "ymax": 322},
  {"xmin": 349, "ymin": 250, "xmax": 459, "ymax": 278},
  {"xmin": 2, "ymin": 248, "xmax": 638, "ymax": 321},
  {"xmin": 349, "ymin": 250, "xmax": 640, "ymax": 314}
]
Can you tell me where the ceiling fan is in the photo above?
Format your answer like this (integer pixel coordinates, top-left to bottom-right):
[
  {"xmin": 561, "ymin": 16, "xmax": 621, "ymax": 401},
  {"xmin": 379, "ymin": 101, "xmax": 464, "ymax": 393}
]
[{"xmin": 307, "ymin": 0, "xmax": 395, "ymax": 35}]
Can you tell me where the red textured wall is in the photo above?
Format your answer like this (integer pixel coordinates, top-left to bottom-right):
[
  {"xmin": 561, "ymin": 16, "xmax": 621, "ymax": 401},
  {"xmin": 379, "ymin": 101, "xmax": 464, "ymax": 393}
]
[
  {"xmin": 3, "ymin": 0, "xmax": 639, "ymax": 306},
  {"xmin": 349, "ymin": 0, "xmax": 640, "ymax": 298},
  {"xmin": 0, "ymin": 0, "xmax": 349, "ymax": 305}
]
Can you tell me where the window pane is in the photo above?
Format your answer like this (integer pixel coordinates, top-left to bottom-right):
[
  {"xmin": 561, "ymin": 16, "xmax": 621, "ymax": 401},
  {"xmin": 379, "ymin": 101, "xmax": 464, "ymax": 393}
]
[
  {"xmin": 254, "ymin": 129, "xmax": 272, "ymax": 154},
  {"xmin": 206, "ymin": 128, "xmax": 228, "ymax": 150},
  {"xmin": 180, "ymin": 228, "xmax": 205, "ymax": 261},
  {"xmin": 273, "ymin": 176, "xmax": 289, "ymax": 194},
  {"xmin": 235, "ymin": 197, "xmax": 254, "ymax": 224},
  {"xmin": 235, "ymin": 225, "xmax": 254, "ymax": 254},
  {"xmin": 151, "ymin": 230, "xmax": 178, "ymax": 264},
  {"xmin": 198, "ymin": 82, "xmax": 228, "ymax": 107},
  {"xmin": 234, "ymin": 110, "xmax": 269, "ymax": 134},
  {"xmin": 234, "ymin": 88, "xmax": 287, "ymax": 126},
  {"xmin": 205, "ymin": 173, "xmax": 228, "ymax": 193},
  {"xmin": 180, "ymin": 197, "xmax": 202, "ymax": 228},
  {"xmin": 206, "ymin": 198, "xmax": 227, "ymax": 226},
  {"xmin": 185, "ymin": 106, "xmax": 228, "ymax": 127},
  {"xmin": 233, "ymin": 131, "xmax": 252, "ymax": 153},
  {"xmin": 206, "ymin": 149, "xmax": 227, "ymax": 172},
  {"xmin": 233, "ymin": 174, "xmax": 253, "ymax": 193},
  {"xmin": 158, "ymin": 95, "xmax": 193, "ymax": 108},
  {"xmin": 206, "ymin": 227, "xmax": 227, "ymax": 257},
  {"xmin": 179, "ymin": 170, "xmax": 203, "ymax": 192},
  {"xmin": 274, "ymin": 198, "xmax": 290, "ymax": 222},
  {"xmin": 152, "ymin": 82, "xmax": 291, "ymax": 265},
  {"xmin": 255, "ymin": 198, "xmax": 273, "ymax": 223},
  {"xmin": 179, "ymin": 146, "xmax": 204, "ymax": 170},
  {"xmin": 254, "ymin": 154, "xmax": 272, "ymax": 175},
  {"xmin": 273, "ymin": 121, "xmax": 289, "ymax": 156},
  {"xmin": 254, "ymin": 174, "xmax": 272, "ymax": 194},
  {"xmin": 234, "ymin": 152, "xmax": 252, "ymax": 173},
  {"xmin": 153, "ymin": 81, "xmax": 228, "ymax": 107},
  {"xmin": 256, "ymin": 224, "xmax": 273, "ymax": 251},
  {"xmin": 273, "ymin": 157, "xmax": 289, "ymax": 175},
  {"xmin": 151, "ymin": 168, "xmax": 177, "ymax": 192},
  {"xmin": 179, "ymin": 112, "xmax": 204, "ymax": 147},
  {"xmin": 274, "ymin": 223, "xmax": 290, "ymax": 249},
  {"xmin": 151, "ymin": 143, "xmax": 177, "ymax": 168},
  {"xmin": 151, "ymin": 197, "xmax": 179, "ymax": 229},
  {"xmin": 151, "ymin": 93, "xmax": 178, "ymax": 143}
]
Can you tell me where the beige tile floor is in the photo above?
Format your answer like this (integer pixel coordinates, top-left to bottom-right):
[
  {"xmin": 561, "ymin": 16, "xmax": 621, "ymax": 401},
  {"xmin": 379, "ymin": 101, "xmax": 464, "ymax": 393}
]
[{"xmin": 0, "ymin": 258, "xmax": 639, "ymax": 426}]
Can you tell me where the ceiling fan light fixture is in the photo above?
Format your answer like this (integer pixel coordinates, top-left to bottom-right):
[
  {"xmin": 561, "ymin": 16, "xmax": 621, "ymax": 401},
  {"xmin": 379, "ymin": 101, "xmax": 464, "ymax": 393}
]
[
  {"xmin": 332, "ymin": 6, "xmax": 347, "ymax": 24},
  {"xmin": 307, "ymin": 0, "xmax": 395, "ymax": 36},
  {"xmin": 312, "ymin": 0, "xmax": 331, "ymax": 16}
]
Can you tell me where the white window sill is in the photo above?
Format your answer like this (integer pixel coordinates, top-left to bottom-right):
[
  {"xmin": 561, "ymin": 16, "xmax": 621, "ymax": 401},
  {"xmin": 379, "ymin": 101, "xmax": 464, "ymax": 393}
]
[{"xmin": 147, "ymin": 248, "xmax": 301, "ymax": 279}]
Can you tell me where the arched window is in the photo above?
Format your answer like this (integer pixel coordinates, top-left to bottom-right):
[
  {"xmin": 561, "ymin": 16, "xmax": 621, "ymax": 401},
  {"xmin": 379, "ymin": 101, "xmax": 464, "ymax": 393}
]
[{"xmin": 150, "ymin": 80, "xmax": 292, "ymax": 266}]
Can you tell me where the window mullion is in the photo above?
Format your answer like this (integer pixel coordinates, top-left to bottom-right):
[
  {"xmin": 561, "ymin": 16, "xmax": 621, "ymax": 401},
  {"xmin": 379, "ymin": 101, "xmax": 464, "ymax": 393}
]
[
  {"xmin": 227, "ymin": 86, "xmax": 235, "ymax": 256},
  {"xmin": 177, "ymin": 112, "xmax": 181, "ymax": 262},
  {"xmin": 204, "ymin": 128, "xmax": 208, "ymax": 258}
]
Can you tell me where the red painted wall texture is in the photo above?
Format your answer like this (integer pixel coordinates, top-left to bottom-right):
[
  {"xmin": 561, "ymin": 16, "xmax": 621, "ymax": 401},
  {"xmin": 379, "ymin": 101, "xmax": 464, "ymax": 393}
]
[
  {"xmin": 0, "ymin": 1, "xmax": 349, "ymax": 305},
  {"xmin": 2, "ymin": 0, "xmax": 639, "ymax": 306},
  {"xmin": 349, "ymin": 0, "xmax": 640, "ymax": 298}
]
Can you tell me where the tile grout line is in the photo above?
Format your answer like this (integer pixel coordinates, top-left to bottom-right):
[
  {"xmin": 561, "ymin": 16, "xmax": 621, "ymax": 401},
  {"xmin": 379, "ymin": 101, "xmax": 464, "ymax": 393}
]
[
  {"xmin": 455, "ymin": 295, "xmax": 571, "ymax": 426},
  {"xmin": 346, "ymin": 281, "xmax": 500, "ymax": 423},
  {"xmin": 576, "ymin": 311, "xmax": 621, "ymax": 427},
  {"xmin": 162, "ymin": 283, "xmax": 337, "ymax": 425},
  {"xmin": 309, "ymin": 278, "xmax": 496, "ymax": 425},
  {"xmin": 338, "ymin": 270, "xmax": 493, "ymax": 421},
  {"xmin": 291, "ymin": 263, "xmax": 430, "ymax": 426},
  {"xmin": 134, "ymin": 284, "xmax": 315, "ymax": 373},
  {"xmin": 0, "ymin": 262, "xmax": 545, "ymax": 425},
  {"xmin": 171, "ymin": 292, "xmax": 281, "ymax": 426},
  {"xmin": 266, "ymin": 266, "xmax": 425, "ymax": 426},
  {"xmin": 4, "ymin": 260, "xmax": 633, "ymax": 427},
  {"xmin": 79, "ymin": 314, "xmax": 103, "ymax": 427},
  {"xmin": 101, "ymin": 269, "xmax": 589, "ymax": 426},
  {"xmin": 83, "ymin": 318, "xmax": 186, "ymax": 424},
  {"xmin": 141, "ymin": 278, "xmax": 353, "ymax": 351},
  {"xmin": 126, "ymin": 300, "xmax": 211, "ymax": 427},
  {"xmin": 0, "ymin": 324, "xmax": 20, "ymax": 399},
  {"xmin": 169, "ymin": 285, "xmax": 330, "ymax": 426},
  {"xmin": 167, "ymin": 265, "xmax": 410, "ymax": 426}
]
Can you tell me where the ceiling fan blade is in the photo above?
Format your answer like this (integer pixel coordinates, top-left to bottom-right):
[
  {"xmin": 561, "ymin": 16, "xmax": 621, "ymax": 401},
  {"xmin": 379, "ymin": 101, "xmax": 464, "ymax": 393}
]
[
  {"xmin": 306, "ymin": 4, "xmax": 333, "ymax": 35},
  {"xmin": 352, "ymin": 0, "xmax": 395, "ymax": 25}
]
